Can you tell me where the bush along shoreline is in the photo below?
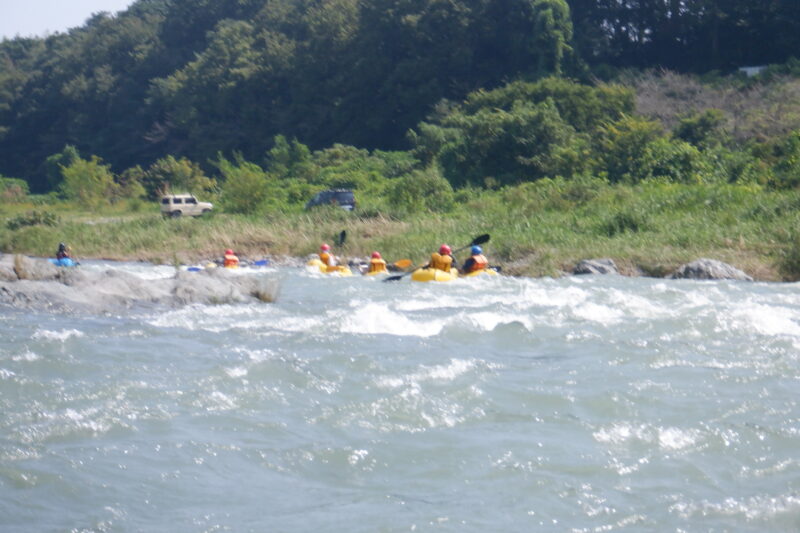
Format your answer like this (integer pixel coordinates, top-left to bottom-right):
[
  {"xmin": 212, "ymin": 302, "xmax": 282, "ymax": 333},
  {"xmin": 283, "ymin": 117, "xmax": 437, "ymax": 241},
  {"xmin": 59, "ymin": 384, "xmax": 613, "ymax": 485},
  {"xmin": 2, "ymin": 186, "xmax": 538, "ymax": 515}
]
[{"xmin": 2, "ymin": 178, "xmax": 798, "ymax": 282}]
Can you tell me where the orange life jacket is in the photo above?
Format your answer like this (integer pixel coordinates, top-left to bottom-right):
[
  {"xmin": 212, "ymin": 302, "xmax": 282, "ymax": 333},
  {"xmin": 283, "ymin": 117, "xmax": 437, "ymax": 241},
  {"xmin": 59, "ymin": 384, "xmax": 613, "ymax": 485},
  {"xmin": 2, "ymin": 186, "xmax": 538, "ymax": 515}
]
[
  {"xmin": 429, "ymin": 252, "xmax": 453, "ymax": 272},
  {"xmin": 223, "ymin": 253, "xmax": 239, "ymax": 267},
  {"xmin": 319, "ymin": 252, "xmax": 336, "ymax": 266},
  {"xmin": 368, "ymin": 258, "xmax": 387, "ymax": 273},
  {"xmin": 465, "ymin": 254, "xmax": 488, "ymax": 272}
]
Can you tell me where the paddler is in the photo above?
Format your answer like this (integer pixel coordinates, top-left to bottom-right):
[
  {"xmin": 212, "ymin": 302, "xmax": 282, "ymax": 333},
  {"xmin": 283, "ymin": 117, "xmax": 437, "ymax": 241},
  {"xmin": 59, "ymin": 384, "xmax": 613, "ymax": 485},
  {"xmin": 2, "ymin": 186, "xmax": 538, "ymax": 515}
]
[
  {"xmin": 318, "ymin": 243, "xmax": 339, "ymax": 267},
  {"xmin": 56, "ymin": 242, "xmax": 71, "ymax": 260},
  {"xmin": 425, "ymin": 244, "xmax": 457, "ymax": 272},
  {"xmin": 461, "ymin": 245, "xmax": 488, "ymax": 274},
  {"xmin": 367, "ymin": 251, "xmax": 388, "ymax": 274},
  {"xmin": 223, "ymin": 248, "xmax": 239, "ymax": 268}
]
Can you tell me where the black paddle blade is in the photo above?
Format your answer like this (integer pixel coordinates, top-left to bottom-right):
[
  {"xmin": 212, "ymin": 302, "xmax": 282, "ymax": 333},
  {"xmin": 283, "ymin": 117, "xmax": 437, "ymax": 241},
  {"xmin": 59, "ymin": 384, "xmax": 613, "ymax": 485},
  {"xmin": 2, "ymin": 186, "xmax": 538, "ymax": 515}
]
[
  {"xmin": 383, "ymin": 274, "xmax": 405, "ymax": 282},
  {"xmin": 337, "ymin": 230, "xmax": 347, "ymax": 246},
  {"xmin": 471, "ymin": 233, "xmax": 490, "ymax": 246}
]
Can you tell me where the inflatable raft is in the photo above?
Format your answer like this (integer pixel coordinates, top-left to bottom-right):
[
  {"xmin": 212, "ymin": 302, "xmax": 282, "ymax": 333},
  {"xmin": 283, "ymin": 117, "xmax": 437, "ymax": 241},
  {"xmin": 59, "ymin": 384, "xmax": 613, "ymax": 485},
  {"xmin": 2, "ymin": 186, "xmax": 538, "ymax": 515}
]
[
  {"xmin": 410, "ymin": 267, "xmax": 458, "ymax": 282},
  {"xmin": 48, "ymin": 257, "xmax": 77, "ymax": 267},
  {"xmin": 307, "ymin": 258, "xmax": 353, "ymax": 276},
  {"xmin": 462, "ymin": 268, "xmax": 499, "ymax": 278}
]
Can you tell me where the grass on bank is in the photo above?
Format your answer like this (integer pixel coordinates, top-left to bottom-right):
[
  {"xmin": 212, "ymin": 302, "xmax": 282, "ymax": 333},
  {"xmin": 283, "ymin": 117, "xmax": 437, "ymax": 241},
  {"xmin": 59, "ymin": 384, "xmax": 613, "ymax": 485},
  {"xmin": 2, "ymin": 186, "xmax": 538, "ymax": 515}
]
[{"xmin": 2, "ymin": 179, "xmax": 800, "ymax": 281}]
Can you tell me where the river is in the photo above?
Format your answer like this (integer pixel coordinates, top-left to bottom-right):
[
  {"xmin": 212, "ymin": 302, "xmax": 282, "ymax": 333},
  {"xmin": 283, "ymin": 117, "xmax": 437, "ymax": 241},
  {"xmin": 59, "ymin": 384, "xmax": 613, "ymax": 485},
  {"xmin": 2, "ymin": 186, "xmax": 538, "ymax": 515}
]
[{"xmin": 1, "ymin": 261, "xmax": 798, "ymax": 532}]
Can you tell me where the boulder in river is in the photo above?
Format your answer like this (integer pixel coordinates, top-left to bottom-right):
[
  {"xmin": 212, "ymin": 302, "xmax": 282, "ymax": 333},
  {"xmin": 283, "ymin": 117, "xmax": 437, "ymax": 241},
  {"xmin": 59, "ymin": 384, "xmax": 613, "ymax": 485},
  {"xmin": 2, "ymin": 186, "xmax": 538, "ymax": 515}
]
[
  {"xmin": 668, "ymin": 258, "xmax": 753, "ymax": 281},
  {"xmin": 0, "ymin": 254, "xmax": 279, "ymax": 313},
  {"xmin": 573, "ymin": 258, "xmax": 619, "ymax": 275}
]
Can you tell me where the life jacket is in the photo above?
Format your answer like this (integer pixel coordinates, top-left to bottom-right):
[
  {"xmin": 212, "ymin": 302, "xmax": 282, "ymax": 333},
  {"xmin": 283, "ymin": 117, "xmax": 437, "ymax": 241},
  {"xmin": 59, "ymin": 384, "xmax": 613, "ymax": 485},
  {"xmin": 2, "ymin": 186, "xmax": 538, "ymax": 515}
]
[
  {"xmin": 56, "ymin": 251, "xmax": 69, "ymax": 260},
  {"xmin": 368, "ymin": 258, "xmax": 387, "ymax": 273},
  {"xmin": 223, "ymin": 253, "xmax": 239, "ymax": 267},
  {"xmin": 319, "ymin": 252, "xmax": 337, "ymax": 266},
  {"xmin": 429, "ymin": 252, "xmax": 453, "ymax": 272},
  {"xmin": 465, "ymin": 254, "xmax": 488, "ymax": 273}
]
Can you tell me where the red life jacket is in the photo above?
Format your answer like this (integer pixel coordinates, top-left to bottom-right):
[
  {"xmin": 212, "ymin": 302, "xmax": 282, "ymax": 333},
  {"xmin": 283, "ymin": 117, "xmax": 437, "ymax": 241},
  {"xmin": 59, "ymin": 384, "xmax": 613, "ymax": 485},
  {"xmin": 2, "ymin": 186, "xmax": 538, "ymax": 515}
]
[
  {"xmin": 466, "ymin": 254, "xmax": 488, "ymax": 272},
  {"xmin": 223, "ymin": 253, "xmax": 239, "ymax": 267}
]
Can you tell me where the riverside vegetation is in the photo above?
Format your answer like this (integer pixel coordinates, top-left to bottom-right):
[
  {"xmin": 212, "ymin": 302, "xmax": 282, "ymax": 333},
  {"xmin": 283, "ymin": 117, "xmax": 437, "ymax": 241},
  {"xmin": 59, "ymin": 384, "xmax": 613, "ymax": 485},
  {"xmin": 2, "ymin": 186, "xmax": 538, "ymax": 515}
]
[
  {"xmin": 3, "ymin": 2, "xmax": 800, "ymax": 280},
  {"xmin": 2, "ymin": 176, "xmax": 800, "ymax": 281}
]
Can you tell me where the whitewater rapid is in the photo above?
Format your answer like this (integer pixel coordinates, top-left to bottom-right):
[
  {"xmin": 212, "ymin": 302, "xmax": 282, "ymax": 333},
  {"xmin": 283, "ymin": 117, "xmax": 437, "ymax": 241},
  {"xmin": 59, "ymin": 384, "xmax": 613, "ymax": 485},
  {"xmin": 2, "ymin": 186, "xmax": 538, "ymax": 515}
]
[{"xmin": 1, "ymin": 262, "xmax": 798, "ymax": 531}]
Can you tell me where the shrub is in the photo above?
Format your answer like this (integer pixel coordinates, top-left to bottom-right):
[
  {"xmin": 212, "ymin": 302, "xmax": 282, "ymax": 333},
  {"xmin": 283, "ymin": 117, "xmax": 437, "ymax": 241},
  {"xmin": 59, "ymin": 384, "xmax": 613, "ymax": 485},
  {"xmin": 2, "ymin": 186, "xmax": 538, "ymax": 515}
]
[
  {"xmin": 387, "ymin": 167, "xmax": 454, "ymax": 214},
  {"xmin": 0, "ymin": 177, "xmax": 30, "ymax": 202},
  {"xmin": 60, "ymin": 156, "xmax": 119, "ymax": 208},
  {"xmin": 7, "ymin": 210, "xmax": 60, "ymax": 230},
  {"xmin": 217, "ymin": 155, "xmax": 270, "ymax": 214},
  {"xmin": 673, "ymin": 109, "xmax": 726, "ymax": 149},
  {"xmin": 779, "ymin": 230, "xmax": 800, "ymax": 280},
  {"xmin": 596, "ymin": 115, "xmax": 664, "ymax": 183},
  {"xmin": 143, "ymin": 156, "xmax": 216, "ymax": 199},
  {"xmin": 601, "ymin": 208, "xmax": 651, "ymax": 236}
]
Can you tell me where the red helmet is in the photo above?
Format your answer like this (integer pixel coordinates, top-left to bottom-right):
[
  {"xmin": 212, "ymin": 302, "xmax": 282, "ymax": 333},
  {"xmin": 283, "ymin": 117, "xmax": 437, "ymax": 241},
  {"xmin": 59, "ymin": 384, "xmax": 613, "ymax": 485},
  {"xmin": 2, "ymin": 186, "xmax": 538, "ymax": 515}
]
[
  {"xmin": 371, "ymin": 251, "xmax": 381, "ymax": 259},
  {"xmin": 225, "ymin": 249, "xmax": 234, "ymax": 255},
  {"xmin": 320, "ymin": 243, "xmax": 330, "ymax": 251},
  {"xmin": 439, "ymin": 244, "xmax": 451, "ymax": 255}
]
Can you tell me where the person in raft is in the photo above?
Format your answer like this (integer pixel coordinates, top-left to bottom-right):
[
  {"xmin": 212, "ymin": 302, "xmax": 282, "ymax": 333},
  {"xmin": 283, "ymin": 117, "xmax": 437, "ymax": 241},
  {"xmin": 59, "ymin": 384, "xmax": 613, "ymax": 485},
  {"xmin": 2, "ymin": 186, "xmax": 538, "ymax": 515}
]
[
  {"xmin": 223, "ymin": 248, "xmax": 239, "ymax": 268},
  {"xmin": 319, "ymin": 243, "xmax": 339, "ymax": 267},
  {"xmin": 425, "ymin": 244, "xmax": 457, "ymax": 272},
  {"xmin": 461, "ymin": 245, "xmax": 488, "ymax": 274},
  {"xmin": 56, "ymin": 242, "xmax": 71, "ymax": 260},
  {"xmin": 367, "ymin": 251, "xmax": 387, "ymax": 274}
]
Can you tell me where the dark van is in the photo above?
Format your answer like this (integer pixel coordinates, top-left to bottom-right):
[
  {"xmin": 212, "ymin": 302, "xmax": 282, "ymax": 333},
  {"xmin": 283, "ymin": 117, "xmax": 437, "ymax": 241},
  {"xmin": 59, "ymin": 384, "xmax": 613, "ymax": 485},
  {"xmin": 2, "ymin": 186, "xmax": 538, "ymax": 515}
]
[{"xmin": 305, "ymin": 189, "xmax": 356, "ymax": 211}]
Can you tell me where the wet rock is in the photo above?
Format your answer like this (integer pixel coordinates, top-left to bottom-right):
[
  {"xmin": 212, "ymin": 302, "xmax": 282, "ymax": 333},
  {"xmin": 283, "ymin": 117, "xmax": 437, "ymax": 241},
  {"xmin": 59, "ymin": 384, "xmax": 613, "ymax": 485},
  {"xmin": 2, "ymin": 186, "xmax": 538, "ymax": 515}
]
[
  {"xmin": 0, "ymin": 254, "xmax": 15, "ymax": 281},
  {"xmin": 0, "ymin": 256, "xmax": 279, "ymax": 313},
  {"xmin": 668, "ymin": 258, "xmax": 753, "ymax": 281},
  {"xmin": 574, "ymin": 258, "xmax": 619, "ymax": 275},
  {"xmin": 12, "ymin": 254, "xmax": 59, "ymax": 281}
]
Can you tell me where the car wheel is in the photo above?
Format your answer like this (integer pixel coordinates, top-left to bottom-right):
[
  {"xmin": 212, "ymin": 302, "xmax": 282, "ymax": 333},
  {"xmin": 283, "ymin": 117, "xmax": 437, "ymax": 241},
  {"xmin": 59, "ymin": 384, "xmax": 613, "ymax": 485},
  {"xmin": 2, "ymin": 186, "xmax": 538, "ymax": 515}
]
[
  {"xmin": 171, "ymin": 210, "xmax": 182, "ymax": 218},
  {"xmin": 202, "ymin": 209, "xmax": 211, "ymax": 215}
]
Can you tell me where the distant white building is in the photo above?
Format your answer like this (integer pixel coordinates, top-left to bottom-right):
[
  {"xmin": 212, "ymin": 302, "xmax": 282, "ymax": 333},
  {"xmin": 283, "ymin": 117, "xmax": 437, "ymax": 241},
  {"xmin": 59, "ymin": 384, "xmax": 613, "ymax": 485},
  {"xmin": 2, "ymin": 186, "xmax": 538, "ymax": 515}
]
[{"xmin": 738, "ymin": 65, "xmax": 766, "ymax": 77}]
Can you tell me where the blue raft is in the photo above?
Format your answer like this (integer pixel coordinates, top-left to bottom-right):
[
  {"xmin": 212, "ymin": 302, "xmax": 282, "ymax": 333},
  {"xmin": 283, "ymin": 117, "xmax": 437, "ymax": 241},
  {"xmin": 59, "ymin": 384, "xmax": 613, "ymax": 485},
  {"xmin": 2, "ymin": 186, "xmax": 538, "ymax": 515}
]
[{"xmin": 49, "ymin": 257, "xmax": 77, "ymax": 267}]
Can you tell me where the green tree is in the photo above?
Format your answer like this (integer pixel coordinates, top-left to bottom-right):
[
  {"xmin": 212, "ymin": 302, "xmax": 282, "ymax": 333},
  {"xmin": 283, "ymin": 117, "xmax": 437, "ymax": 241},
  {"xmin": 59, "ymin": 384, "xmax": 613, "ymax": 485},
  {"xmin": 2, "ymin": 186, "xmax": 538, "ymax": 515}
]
[
  {"xmin": 143, "ymin": 155, "xmax": 216, "ymax": 199},
  {"xmin": 217, "ymin": 154, "xmax": 270, "ymax": 214},
  {"xmin": 42, "ymin": 145, "xmax": 81, "ymax": 192},
  {"xmin": 387, "ymin": 166, "xmax": 454, "ymax": 213},
  {"xmin": 60, "ymin": 156, "xmax": 118, "ymax": 208},
  {"xmin": 596, "ymin": 115, "xmax": 665, "ymax": 183}
]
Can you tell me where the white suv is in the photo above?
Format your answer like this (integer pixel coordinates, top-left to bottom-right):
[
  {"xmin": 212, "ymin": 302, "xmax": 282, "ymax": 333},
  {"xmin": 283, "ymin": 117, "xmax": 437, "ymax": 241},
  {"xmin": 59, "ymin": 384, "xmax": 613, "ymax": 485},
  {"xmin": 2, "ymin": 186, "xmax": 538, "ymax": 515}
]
[{"xmin": 160, "ymin": 194, "xmax": 213, "ymax": 217}]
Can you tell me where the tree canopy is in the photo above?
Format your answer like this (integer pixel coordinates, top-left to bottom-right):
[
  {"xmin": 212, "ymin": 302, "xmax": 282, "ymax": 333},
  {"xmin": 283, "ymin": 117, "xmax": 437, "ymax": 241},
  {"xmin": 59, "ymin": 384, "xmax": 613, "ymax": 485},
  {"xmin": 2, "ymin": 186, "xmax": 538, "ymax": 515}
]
[{"xmin": 1, "ymin": 0, "xmax": 800, "ymax": 192}]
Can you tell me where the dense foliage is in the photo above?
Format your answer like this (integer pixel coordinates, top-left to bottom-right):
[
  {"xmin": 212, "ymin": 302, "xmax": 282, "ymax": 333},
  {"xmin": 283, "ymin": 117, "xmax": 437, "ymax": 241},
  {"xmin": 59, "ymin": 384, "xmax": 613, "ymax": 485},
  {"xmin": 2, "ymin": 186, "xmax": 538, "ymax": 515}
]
[
  {"xmin": 3, "ymin": 0, "xmax": 800, "ymax": 279},
  {"xmin": 3, "ymin": 0, "xmax": 800, "ymax": 193}
]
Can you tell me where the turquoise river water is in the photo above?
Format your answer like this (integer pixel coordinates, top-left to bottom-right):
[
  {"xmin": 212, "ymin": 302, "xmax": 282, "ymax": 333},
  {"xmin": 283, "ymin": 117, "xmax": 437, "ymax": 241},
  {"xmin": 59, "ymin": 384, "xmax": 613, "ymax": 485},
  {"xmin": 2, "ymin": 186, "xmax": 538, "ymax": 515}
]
[{"xmin": 1, "ymin": 261, "xmax": 799, "ymax": 532}]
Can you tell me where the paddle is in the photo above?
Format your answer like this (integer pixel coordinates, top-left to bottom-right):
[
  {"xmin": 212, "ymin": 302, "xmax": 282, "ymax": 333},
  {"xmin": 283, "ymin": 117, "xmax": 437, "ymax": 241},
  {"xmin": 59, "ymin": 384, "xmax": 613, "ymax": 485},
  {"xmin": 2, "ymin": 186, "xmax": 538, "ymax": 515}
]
[
  {"xmin": 336, "ymin": 230, "xmax": 347, "ymax": 246},
  {"xmin": 383, "ymin": 234, "xmax": 490, "ymax": 282},
  {"xmin": 393, "ymin": 259, "xmax": 412, "ymax": 269}
]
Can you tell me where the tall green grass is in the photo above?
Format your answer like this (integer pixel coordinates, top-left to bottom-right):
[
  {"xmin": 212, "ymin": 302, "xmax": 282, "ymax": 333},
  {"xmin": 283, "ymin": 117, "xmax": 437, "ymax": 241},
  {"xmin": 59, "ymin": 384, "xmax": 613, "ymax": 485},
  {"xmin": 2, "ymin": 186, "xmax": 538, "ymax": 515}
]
[{"xmin": 2, "ymin": 182, "xmax": 798, "ymax": 280}]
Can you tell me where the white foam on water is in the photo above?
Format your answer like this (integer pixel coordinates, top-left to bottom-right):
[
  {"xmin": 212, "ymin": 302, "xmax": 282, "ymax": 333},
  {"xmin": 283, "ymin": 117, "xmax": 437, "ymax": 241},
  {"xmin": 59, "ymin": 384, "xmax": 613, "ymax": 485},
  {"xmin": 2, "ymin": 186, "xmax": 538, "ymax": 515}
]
[
  {"xmin": 593, "ymin": 423, "xmax": 700, "ymax": 451},
  {"xmin": 31, "ymin": 328, "xmax": 85, "ymax": 341},
  {"xmin": 11, "ymin": 349, "xmax": 40, "ymax": 362},
  {"xmin": 464, "ymin": 311, "xmax": 534, "ymax": 331},
  {"xmin": 657, "ymin": 426, "xmax": 701, "ymax": 450},
  {"xmin": 200, "ymin": 391, "xmax": 238, "ymax": 412},
  {"xmin": 571, "ymin": 302, "xmax": 624, "ymax": 325},
  {"xmin": 341, "ymin": 302, "xmax": 445, "ymax": 337},
  {"xmin": 375, "ymin": 358, "xmax": 478, "ymax": 389},
  {"xmin": 728, "ymin": 303, "xmax": 800, "ymax": 337},
  {"xmin": 224, "ymin": 366, "xmax": 248, "ymax": 379}
]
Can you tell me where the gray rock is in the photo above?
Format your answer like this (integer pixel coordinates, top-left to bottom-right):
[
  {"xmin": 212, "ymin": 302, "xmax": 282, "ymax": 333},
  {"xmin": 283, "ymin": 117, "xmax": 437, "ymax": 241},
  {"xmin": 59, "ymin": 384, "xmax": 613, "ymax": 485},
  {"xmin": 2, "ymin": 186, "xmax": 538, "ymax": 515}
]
[
  {"xmin": 668, "ymin": 258, "xmax": 753, "ymax": 281},
  {"xmin": 13, "ymin": 254, "xmax": 60, "ymax": 280},
  {"xmin": 0, "ymin": 257, "xmax": 279, "ymax": 313},
  {"xmin": 574, "ymin": 258, "xmax": 619, "ymax": 275}
]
